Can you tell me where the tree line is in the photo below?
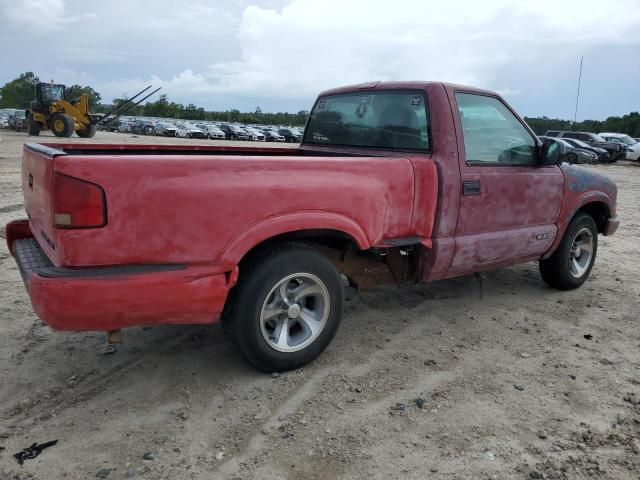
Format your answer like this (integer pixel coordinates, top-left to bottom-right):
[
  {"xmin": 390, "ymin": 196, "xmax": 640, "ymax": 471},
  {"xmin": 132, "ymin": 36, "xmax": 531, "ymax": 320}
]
[
  {"xmin": 0, "ymin": 72, "xmax": 308, "ymax": 126},
  {"xmin": 1, "ymin": 71, "xmax": 638, "ymax": 133},
  {"xmin": 98, "ymin": 94, "xmax": 309, "ymax": 126},
  {"xmin": 524, "ymin": 114, "xmax": 640, "ymax": 138}
]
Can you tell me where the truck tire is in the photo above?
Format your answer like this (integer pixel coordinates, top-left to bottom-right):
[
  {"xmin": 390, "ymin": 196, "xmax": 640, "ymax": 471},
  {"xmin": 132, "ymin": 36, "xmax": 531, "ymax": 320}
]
[
  {"xmin": 76, "ymin": 124, "xmax": 97, "ymax": 138},
  {"xmin": 539, "ymin": 214, "xmax": 598, "ymax": 290},
  {"xmin": 50, "ymin": 113, "xmax": 75, "ymax": 137},
  {"xmin": 222, "ymin": 243, "xmax": 344, "ymax": 372},
  {"xmin": 28, "ymin": 117, "xmax": 41, "ymax": 136}
]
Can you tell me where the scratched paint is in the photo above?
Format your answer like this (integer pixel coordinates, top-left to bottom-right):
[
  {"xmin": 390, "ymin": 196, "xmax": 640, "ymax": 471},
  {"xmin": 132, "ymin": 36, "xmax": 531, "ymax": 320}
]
[{"xmin": 562, "ymin": 164, "xmax": 617, "ymax": 197}]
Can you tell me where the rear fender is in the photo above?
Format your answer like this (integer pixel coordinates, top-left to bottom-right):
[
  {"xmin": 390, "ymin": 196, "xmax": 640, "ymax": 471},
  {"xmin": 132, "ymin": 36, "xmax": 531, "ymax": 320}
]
[{"xmin": 217, "ymin": 211, "xmax": 370, "ymax": 266}]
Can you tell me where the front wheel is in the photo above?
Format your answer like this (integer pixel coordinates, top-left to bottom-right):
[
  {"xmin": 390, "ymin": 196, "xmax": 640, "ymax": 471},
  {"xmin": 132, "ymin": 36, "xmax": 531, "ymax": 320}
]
[
  {"xmin": 222, "ymin": 243, "xmax": 344, "ymax": 372},
  {"xmin": 539, "ymin": 214, "xmax": 598, "ymax": 290},
  {"xmin": 50, "ymin": 113, "xmax": 75, "ymax": 137},
  {"xmin": 76, "ymin": 124, "xmax": 97, "ymax": 138}
]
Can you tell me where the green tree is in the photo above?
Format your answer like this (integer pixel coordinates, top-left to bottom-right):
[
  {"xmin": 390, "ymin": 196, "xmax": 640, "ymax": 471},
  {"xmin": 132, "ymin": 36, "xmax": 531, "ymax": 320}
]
[
  {"xmin": 143, "ymin": 94, "xmax": 171, "ymax": 117},
  {"xmin": 0, "ymin": 71, "xmax": 40, "ymax": 108},
  {"xmin": 65, "ymin": 84, "xmax": 102, "ymax": 110}
]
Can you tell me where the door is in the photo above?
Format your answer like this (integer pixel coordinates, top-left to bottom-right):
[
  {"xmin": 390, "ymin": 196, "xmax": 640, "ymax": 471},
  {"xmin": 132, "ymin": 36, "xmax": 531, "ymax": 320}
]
[{"xmin": 449, "ymin": 92, "xmax": 564, "ymax": 273}]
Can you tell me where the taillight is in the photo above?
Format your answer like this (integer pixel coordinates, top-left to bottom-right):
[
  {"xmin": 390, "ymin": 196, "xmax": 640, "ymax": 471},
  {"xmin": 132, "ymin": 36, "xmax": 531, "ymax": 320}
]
[{"xmin": 52, "ymin": 173, "xmax": 106, "ymax": 228}]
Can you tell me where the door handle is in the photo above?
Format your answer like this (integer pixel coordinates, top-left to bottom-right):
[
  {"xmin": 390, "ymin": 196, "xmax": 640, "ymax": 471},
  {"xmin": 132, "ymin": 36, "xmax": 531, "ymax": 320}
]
[{"xmin": 463, "ymin": 180, "xmax": 481, "ymax": 196}]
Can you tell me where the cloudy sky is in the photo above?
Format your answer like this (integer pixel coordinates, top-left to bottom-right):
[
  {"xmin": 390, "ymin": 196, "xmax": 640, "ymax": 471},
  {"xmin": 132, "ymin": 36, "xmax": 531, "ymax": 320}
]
[{"xmin": 1, "ymin": 0, "xmax": 639, "ymax": 119}]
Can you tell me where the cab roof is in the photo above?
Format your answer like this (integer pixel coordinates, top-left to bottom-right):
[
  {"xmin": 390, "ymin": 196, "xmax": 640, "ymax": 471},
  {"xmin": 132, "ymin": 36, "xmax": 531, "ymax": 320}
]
[{"xmin": 317, "ymin": 81, "xmax": 499, "ymax": 98}]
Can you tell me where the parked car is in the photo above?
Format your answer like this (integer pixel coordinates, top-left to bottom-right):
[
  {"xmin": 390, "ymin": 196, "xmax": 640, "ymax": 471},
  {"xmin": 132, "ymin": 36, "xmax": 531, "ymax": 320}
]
[
  {"xmin": 538, "ymin": 136, "xmax": 597, "ymax": 164},
  {"xmin": 262, "ymin": 129, "xmax": 285, "ymax": 142},
  {"xmin": 278, "ymin": 127, "xmax": 302, "ymax": 143},
  {"xmin": 7, "ymin": 111, "xmax": 17, "ymax": 129},
  {"xmin": 560, "ymin": 138, "xmax": 611, "ymax": 163},
  {"xmin": 118, "ymin": 120, "xmax": 133, "ymax": 133},
  {"xmin": 175, "ymin": 124, "xmax": 205, "ymax": 139},
  {"xmin": 0, "ymin": 114, "xmax": 9, "ymax": 129},
  {"xmin": 218, "ymin": 123, "xmax": 249, "ymax": 140},
  {"xmin": 244, "ymin": 127, "xmax": 265, "ymax": 141},
  {"xmin": 599, "ymin": 133, "xmax": 640, "ymax": 161},
  {"xmin": 131, "ymin": 119, "xmax": 155, "ymax": 135},
  {"xmin": 104, "ymin": 119, "xmax": 121, "ymax": 132},
  {"xmin": 13, "ymin": 110, "xmax": 28, "ymax": 132},
  {"xmin": 154, "ymin": 122, "xmax": 178, "ymax": 137},
  {"xmin": 544, "ymin": 130, "xmax": 625, "ymax": 162},
  {"xmin": 196, "ymin": 123, "xmax": 226, "ymax": 140}
]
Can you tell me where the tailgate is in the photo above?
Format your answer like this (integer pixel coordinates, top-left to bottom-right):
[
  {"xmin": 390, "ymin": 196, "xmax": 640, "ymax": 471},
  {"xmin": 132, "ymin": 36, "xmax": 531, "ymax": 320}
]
[{"xmin": 21, "ymin": 144, "xmax": 64, "ymax": 263}]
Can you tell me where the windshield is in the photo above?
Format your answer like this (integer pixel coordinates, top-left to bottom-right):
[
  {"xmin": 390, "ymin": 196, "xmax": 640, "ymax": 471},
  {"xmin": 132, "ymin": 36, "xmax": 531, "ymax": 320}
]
[
  {"xmin": 612, "ymin": 134, "xmax": 637, "ymax": 145},
  {"xmin": 303, "ymin": 91, "xmax": 429, "ymax": 150},
  {"xmin": 40, "ymin": 84, "xmax": 65, "ymax": 102},
  {"xmin": 592, "ymin": 134, "xmax": 606, "ymax": 142},
  {"xmin": 569, "ymin": 139, "xmax": 590, "ymax": 148}
]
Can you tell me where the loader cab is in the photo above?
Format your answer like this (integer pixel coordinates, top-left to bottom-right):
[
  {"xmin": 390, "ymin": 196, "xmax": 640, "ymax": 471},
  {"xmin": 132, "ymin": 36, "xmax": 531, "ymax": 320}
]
[{"xmin": 34, "ymin": 83, "xmax": 65, "ymax": 110}]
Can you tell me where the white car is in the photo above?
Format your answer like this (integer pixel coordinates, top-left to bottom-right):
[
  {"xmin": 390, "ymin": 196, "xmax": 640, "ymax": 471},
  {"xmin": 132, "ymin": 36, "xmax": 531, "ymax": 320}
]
[
  {"xmin": 175, "ymin": 124, "xmax": 206, "ymax": 139},
  {"xmin": 118, "ymin": 121, "xmax": 133, "ymax": 133},
  {"xmin": 599, "ymin": 132, "xmax": 640, "ymax": 161},
  {"xmin": 244, "ymin": 127, "xmax": 265, "ymax": 141},
  {"xmin": 196, "ymin": 124, "xmax": 226, "ymax": 140}
]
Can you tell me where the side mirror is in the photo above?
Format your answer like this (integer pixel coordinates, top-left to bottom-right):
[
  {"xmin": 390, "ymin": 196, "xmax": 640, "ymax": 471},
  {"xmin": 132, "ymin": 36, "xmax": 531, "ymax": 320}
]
[{"xmin": 540, "ymin": 139, "xmax": 566, "ymax": 166}]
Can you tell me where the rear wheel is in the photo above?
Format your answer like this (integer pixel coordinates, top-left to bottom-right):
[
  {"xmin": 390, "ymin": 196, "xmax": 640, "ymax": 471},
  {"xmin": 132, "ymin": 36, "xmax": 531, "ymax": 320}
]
[
  {"xmin": 222, "ymin": 243, "xmax": 344, "ymax": 372},
  {"xmin": 76, "ymin": 124, "xmax": 97, "ymax": 138},
  {"xmin": 50, "ymin": 113, "xmax": 75, "ymax": 137},
  {"xmin": 539, "ymin": 214, "xmax": 598, "ymax": 290},
  {"xmin": 28, "ymin": 118, "xmax": 40, "ymax": 136}
]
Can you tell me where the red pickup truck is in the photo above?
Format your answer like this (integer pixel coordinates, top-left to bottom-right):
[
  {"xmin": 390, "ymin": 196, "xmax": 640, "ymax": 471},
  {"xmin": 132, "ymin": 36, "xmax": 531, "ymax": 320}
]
[{"xmin": 6, "ymin": 81, "xmax": 619, "ymax": 371}]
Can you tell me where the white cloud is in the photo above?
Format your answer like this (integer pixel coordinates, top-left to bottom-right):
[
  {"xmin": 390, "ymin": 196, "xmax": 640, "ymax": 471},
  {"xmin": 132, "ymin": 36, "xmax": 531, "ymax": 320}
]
[
  {"xmin": 105, "ymin": 0, "xmax": 640, "ymax": 106},
  {"xmin": 0, "ymin": 0, "xmax": 94, "ymax": 33},
  {"xmin": 1, "ymin": 0, "xmax": 639, "ymax": 116}
]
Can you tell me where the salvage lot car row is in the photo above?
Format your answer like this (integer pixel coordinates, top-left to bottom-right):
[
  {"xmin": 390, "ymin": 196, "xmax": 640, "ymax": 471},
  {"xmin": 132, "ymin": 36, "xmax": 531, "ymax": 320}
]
[
  {"xmin": 543, "ymin": 130, "xmax": 640, "ymax": 163},
  {"xmin": 3, "ymin": 109, "xmax": 640, "ymax": 161},
  {"xmin": 99, "ymin": 116, "xmax": 304, "ymax": 143}
]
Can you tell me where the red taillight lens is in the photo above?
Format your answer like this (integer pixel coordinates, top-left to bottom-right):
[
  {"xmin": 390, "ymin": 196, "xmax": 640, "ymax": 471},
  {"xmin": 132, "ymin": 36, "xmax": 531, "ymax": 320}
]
[{"xmin": 52, "ymin": 173, "xmax": 106, "ymax": 228}]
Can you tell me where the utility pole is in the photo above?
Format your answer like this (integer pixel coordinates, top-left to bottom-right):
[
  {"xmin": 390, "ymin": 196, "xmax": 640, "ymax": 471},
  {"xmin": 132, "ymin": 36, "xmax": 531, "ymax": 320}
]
[{"xmin": 572, "ymin": 56, "xmax": 584, "ymax": 129}]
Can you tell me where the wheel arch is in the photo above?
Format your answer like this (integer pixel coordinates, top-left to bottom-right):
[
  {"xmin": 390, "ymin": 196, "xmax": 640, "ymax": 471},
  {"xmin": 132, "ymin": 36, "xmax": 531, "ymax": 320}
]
[
  {"xmin": 543, "ymin": 194, "xmax": 612, "ymax": 259},
  {"xmin": 217, "ymin": 212, "xmax": 370, "ymax": 267},
  {"xmin": 575, "ymin": 201, "xmax": 611, "ymax": 234}
]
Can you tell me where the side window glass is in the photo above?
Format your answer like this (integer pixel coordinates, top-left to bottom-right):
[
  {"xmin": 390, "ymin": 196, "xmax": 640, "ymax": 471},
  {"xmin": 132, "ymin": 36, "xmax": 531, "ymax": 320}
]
[{"xmin": 455, "ymin": 93, "xmax": 536, "ymax": 166}]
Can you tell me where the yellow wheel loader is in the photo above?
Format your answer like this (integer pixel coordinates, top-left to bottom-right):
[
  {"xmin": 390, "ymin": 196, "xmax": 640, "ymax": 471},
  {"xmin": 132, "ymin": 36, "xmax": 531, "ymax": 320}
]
[
  {"xmin": 28, "ymin": 83, "xmax": 161, "ymax": 138},
  {"xmin": 28, "ymin": 83, "xmax": 100, "ymax": 137}
]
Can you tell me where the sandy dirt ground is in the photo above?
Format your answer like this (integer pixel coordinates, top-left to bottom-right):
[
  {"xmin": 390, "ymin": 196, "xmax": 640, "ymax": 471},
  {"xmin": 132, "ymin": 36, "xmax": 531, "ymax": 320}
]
[{"xmin": 0, "ymin": 129, "xmax": 639, "ymax": 480}]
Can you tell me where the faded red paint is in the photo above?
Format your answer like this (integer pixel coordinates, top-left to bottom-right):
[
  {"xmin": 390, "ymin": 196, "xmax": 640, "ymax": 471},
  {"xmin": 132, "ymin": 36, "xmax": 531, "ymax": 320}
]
[
  {"xmin": 7, "ymin": 81, "xmax": 618, "ymax": 332},
  {"xmin": 28, "ymin": 266, "xmax": 228, "ymax": 330}
]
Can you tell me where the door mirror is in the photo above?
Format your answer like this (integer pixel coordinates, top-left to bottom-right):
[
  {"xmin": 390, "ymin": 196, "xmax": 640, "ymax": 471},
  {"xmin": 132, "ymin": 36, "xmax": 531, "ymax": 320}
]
[{"xmin": 540, "ymin": 139, "xmax": 566, "ymax": 165}]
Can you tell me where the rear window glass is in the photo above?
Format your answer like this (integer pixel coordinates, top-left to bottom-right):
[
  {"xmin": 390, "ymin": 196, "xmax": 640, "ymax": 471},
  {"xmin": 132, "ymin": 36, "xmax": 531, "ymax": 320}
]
[{"xmin": 303, "ymin": 91, "xmax": 429, "ymax": 150}]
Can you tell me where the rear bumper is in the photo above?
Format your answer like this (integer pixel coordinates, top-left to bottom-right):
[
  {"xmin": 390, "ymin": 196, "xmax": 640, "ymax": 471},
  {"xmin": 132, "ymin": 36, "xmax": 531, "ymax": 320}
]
[
  {"xmin": 604, "ymin": 216, "xmax": 619, "ymax": 236},
  {"xmin": 6, "ymin": 220, "xmax": 230, "ymax": 331}
]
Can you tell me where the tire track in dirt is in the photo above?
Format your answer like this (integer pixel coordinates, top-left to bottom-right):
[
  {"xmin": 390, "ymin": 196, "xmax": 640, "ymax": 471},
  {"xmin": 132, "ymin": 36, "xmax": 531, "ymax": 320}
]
[{"xmin": 0, "ymin": 204, "xmax": 22, "ymax": 214}]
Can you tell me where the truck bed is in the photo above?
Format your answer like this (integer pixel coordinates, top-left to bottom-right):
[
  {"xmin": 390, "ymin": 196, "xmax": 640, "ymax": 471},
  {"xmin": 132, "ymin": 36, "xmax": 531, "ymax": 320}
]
[{"xmin": 22, "ymin": 142, "xmax": 438, "ymax": 269}]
